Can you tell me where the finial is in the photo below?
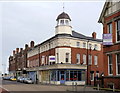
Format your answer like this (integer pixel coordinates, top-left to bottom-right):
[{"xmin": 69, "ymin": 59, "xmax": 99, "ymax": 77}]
[{"xmin": 63, "ymin": 2, "xmax": 65, "ymax": 12}]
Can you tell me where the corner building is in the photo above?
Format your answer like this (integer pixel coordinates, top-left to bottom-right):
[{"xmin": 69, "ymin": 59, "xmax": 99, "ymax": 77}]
[
  {"xmin": 27, "ymin": 12, "xmax": 103, "ymax": 85},
  {"xmin": 98, "ymin": 1, "xmax": 120, "ymax": 89}
]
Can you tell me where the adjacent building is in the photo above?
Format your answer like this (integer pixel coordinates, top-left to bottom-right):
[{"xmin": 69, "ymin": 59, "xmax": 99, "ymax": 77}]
[{"xmin": 98, "ymin": 0, "xmax": 120, "ymax": 89}]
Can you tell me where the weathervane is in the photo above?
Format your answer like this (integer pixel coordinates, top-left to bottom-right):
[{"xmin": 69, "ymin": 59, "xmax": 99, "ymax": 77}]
[{"xmin": 63, "ymin": 2, "xmax": 65, "ymax": 12}]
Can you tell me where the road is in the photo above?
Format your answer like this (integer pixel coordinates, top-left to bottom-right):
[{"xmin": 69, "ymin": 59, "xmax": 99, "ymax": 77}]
[{"xmin": 1, "ymin": 80, "xmax": 100, "ymax": 92}]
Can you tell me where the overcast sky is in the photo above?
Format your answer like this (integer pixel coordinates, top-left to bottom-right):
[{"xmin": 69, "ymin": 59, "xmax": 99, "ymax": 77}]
[{"xmin": 0, "ymin": 1, "xmax": 105, "ymax": 74}]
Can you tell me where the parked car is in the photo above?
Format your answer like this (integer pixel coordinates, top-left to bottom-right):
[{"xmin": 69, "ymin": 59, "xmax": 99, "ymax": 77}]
[
  {"xmin": 24, "ymin": 78, "xmax": 34, "ymax": 84},
  {"xmin": 3, "ymin": 76, "xmax": 12, "ymax": 80},
  {"xmin": 19, "ymin": 77, "xmax": 25, "ymax": 83},
  {"xmin": 10, "ymin": 77, "xmax": 16, "ymax": 81},
  {"xmin": 17, "ymin": 76, "xmax": 23, "ymax": 82}
]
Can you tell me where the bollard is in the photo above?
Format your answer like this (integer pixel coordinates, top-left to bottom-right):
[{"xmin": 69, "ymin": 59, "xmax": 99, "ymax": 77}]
[
  {"xmin": 75, "ymin": 82, "xmax": 77, "ymax": 91},
  {"xmin": 72, "ymin": 82, "xmax": 74, "ymax": 91},
  {"xmin": 97, "ymin": 84, "xmax": 99, "ymax": 91},
  {"xmin": 113, "ymin": 84, "xmax": 115, "ymax": 92}
]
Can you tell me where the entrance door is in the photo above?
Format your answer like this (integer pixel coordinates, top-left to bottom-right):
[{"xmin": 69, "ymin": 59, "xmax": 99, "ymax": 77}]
[{"xmin": 60, "ymin": 71, "xmax": 65, "ymax": 84}]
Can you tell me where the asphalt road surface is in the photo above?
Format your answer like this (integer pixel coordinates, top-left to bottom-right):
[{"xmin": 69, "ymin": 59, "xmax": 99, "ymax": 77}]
[{"xmin": 1, "ymin": 80, "xmax": 100, "ymax": 92}]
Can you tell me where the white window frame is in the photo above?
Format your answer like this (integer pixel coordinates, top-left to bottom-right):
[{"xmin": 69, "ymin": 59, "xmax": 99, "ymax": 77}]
[
  {"xmin": 108, "ymin": 55, "xmax": 113, "ymax": 75},
  {"xmin": 94, "ymin": 56, "xmax": 98, "ymax": 65},
  {"xmin": 116, "ymin": 53, "xmax": 120, "ymax": 75}
]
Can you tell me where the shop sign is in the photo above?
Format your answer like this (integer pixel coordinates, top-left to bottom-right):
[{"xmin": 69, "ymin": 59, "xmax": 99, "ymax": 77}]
[
  {"xmin": 49, "ymin": 56, "xmax": 55, "ymax": 62},
  {"xmin": 103, "ymin": 34, "xmax": 113, "ymax": 45}
]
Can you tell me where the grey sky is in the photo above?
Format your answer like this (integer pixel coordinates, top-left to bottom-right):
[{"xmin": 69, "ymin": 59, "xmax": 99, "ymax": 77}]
[{"xmin": 1, "ymin": 1, "xmax": 105, "ymax": 74}]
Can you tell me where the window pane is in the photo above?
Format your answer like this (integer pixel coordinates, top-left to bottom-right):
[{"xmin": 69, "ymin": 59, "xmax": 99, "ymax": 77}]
[
  {"xmin": 70, "ymin": 71, "xmax": 73, "ymax": 81},
  {"xmin": 66, "ymin": 71, "xmax": 69, "ymax": 81},
  {"xmin": 117, "ymin": 53, "xmax": 120, "ymax": 74},
  {"xmin": 60, "ymin": 20, "xmax": 64, "ymax": 25},
  {"xmin": 76, "ymin": 54, "xmax": 80, "ymax": 63},
  {"xmin": 90, "ymin": 73, "xmax": 94, "ymax": 81},
  {"xmin": 108, "ymin": 55, "xmax": 113, "ymax": 74},
  {"xmin": 83, "ymin": 54, "xmax": 86, "ymax": 64},
  {"xmin": 117, "ymin": 20, "xmax": 120, "ymax": 30},
  {"xmin": 108, "ymin": 23, "xmax": 112, "ymax": 33},
  {"xmin": 78, "ymin": 71, "xmax": 81, "ymax": 81},
  {"xmin": 66, "ymin": 53, "xmax": 69, "ymax": 62},
  {"xmin": 89, "ymin": 55, "xmax": 92, "ymax": 65},
  {"xmin": 117, "ymin": 20, "xmax": 120, "ymax": 41},
  {"xmin": 94, "ymin": 56, "xmax": 98, "ymax": 65},
  {"xmin": 77, "ymin": 42, "xmax": 80, "ymax": 47}
]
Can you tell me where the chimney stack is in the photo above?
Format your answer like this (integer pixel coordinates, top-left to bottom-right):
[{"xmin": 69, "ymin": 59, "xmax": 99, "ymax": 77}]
[
  {"xmin": 92, "ymin": 32, "xmax": 96, "ymax": 39},
  {"xmin": 13, "ymin": 50, "xmax": 15, "ymax": 55},
  {"xmin": 16, "ymin": 48, "xmax": 19, "ymax": 53},
  {"xmin": 30, "ymin": 41, "xmax": 34, "ymax": 48}
]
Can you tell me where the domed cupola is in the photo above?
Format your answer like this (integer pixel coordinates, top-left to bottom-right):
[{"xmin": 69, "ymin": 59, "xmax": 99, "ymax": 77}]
[
  {"xmin": 55, "ymin": 12, "xmax": 72, "ymax": 35},
  {"xmin": 56, "ymin": 12, "xmax": 71, "ymax": 21}
]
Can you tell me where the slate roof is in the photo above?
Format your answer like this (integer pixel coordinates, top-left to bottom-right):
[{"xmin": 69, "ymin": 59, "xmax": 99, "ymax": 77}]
[{"xmin": 33, "ymin": 30, "xmax": 102, "ymax": 48}]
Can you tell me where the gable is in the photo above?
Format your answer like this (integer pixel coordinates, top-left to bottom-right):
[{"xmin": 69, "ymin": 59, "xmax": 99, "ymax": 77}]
[{"xmin": 98, "ymin": 0, "xmax": 120, "ymax": 23}]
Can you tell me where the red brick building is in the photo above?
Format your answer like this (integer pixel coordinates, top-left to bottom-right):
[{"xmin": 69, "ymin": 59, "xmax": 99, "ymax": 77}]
[
  {"xmin": 27, "ymin": 12, "xmax": 103, "ymax": 85},
  {"xmin": 9, "ymin": 42, "xmax": 32, "ymax": 77},
  {"xmin": 98, "ymin": 1, "xmax": 120, "ymax": 89}
]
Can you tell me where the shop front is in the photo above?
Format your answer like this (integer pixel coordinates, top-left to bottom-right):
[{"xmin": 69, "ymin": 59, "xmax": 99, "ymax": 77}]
[{"xmin": 39, "ymin": 64, "xmax": 87, "ymax": 85}]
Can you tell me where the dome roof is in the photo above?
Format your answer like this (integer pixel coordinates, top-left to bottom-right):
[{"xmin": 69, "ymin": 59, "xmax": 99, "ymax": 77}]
[{"xmin": 56, "ymin": 12, "xmax": 71, "ymax": 21}]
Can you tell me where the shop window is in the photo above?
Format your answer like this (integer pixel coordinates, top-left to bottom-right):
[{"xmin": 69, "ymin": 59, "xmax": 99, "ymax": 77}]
[
  {"xmin": 116, "ymin": 20, "xmax": 120, "ymax": 41},
  {"xmin": 81, "ymin": 71, "xmax": 85, "ymax": 81},
  {"xmin": 51, "ymin": 70, "xmax": 56, "ymax": 81},
  {"xmin": 73, "ymin": 71, "xmax": 78, "ymax": 81},
  {"xmin": 108, "ymin": 55, "xmax": 113, "ymax": 75},
  {"xmin": 116, "ymin": 53, "xmax": 120, "ymax": 75},
  {"xmin": 78, "ymin": 71, "xmax": 81, "ymax": 81},
  {"xmin": 66, "ymin": 71, "xmax": 69, "ymax": 81},
  {"xmin": 70, "ymin": 71, "xmax": 74, "ymax": 81}
]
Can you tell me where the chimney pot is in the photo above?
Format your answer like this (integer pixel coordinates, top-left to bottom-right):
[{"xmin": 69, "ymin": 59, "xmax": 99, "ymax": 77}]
[
  {"xmin": 92, "ymin": 32, "xmax": 96, "ymax": 39},
  {"xmin": 25, "ymin": 44, "xmax": 28, "ymax": 49},
  {"xmin": 13, "ymin": 50, "xmax": 15, "ymax": 55},
  {"xmin": 16, "ymin": 48, "xmax": 19, "ymax": 53},
  {"xmin": 30, "ymin": 41, "xmax": 34, "ymax": 48},
  {"xmin": 20, "ymin": 48, "xmax": 23, "ymax": 52}
]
